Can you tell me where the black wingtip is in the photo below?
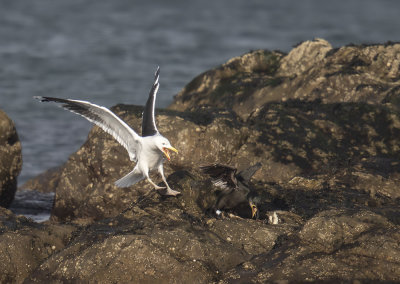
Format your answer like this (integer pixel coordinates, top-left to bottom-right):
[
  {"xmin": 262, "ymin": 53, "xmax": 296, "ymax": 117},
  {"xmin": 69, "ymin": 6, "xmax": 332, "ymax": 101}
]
[
  {"xmin": 33, "ymin": 96, "xmax": 45, "ymax": 102},
  {"xmin": 34, "ymin": 96, "xmax": 56, "ymax": 102},
  {"xmin": 33, "ymin": 96, "xmax": 59, "ymax": 103}
]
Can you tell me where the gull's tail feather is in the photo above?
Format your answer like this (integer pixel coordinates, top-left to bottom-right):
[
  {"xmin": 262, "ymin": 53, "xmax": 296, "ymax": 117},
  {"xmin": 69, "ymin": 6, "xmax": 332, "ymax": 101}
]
[{"xmin": 115, "ymin": 169, "xmax": 145, "ymax": 188}]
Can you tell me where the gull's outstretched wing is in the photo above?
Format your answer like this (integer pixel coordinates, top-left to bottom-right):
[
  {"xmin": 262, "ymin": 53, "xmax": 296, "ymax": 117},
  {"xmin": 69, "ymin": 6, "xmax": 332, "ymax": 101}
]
[
  {"xmin": 142, "ymin": 66, "xmax": 160, "ymax": 137},
  {"xmin": 200, "ymin": 164, "xmax": 238, "ymax": 190},
  {"xmin": 34, "ymin": 96, "xmax": 141, "ymax": 161}
]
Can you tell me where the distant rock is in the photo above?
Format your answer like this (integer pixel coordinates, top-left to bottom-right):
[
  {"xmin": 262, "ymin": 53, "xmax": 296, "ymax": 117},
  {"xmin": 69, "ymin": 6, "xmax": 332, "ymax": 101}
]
[{"xmin": 0, "ymin": 109, "xmax": 22, "ymax": 207}]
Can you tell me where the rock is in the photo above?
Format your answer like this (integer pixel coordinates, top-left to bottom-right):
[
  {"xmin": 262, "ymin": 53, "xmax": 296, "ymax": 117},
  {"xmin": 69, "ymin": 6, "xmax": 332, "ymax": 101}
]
[
  {"xmin": 0, "ymin": 207, "xmax": 76, "ymax": 283},
  {"xmin": 0, "ymin": 110, "xmax": 22, "ymax": 208},
  {"xmin": 207, "ymin": 218, "xmax": 292, "ymax": 255},
  {"xmin": 27, "ymin": 192, "xmax": 270, "ymax": 283},
  {"xmin": 169, "ymin": 49, "xmax": 285, "ymax": 119},
  {"xmin": 19, "ymin": 166, "xmax": 62, "ymax": 193},
  {"xmin": 248, "ymin": 99, "xmax": 400, "ymax": 199},
  {"xmin": 170, "ymin": 39, "xmax": 400, "ymax": 119},
  {"xmin": 222, "ymin": 209, "xmax": 400, "ymax": 282},
  {"xmin": 277, "ymin": 38, "xmax": 333, "ymax": 77}
]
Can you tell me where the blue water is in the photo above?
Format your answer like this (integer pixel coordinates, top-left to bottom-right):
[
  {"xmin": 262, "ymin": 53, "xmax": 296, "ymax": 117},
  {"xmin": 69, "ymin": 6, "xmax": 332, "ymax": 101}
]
[{"xmin": 0, "ymin": 0, "xmax": 399, "ymax": 186}]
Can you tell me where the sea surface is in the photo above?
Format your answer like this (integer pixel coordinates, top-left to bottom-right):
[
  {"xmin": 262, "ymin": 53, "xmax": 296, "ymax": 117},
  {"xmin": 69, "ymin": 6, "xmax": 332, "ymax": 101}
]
[{"xmin": 1, "ymin": 0, "xmax": 399, "ymax": 221}]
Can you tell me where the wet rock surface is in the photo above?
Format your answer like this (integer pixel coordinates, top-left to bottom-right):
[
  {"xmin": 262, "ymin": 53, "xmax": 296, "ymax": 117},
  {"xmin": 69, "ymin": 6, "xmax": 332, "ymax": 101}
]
[
  {"xmin": 0, "ymin": 110, "xmax": 22, "ymax": 208},
  {"xmin": 12, "ymin": 40, "xmax": 400, "ymax": 282}
]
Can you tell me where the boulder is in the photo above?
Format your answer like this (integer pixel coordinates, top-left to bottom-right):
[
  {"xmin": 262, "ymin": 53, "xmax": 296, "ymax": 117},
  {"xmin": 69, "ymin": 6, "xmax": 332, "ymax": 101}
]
[{"xmin": 0, "ymin": 109, "xmax": 22, "ymax": 208}]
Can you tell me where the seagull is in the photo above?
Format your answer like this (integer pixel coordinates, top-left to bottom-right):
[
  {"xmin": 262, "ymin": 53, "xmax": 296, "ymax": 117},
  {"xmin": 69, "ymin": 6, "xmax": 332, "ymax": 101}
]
[
  {"xmin": 200, "ymin": 162, "xmax": 262, "ymax": 218},
  {"xmin": 34, "ymin": 67, "xmax": 180, "ymax": 196}
]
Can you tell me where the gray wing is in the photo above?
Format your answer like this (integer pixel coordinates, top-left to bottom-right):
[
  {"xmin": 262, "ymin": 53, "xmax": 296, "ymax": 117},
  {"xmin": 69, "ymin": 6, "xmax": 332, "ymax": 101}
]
[
  {"xmin": 237, "ymin": 162, "xmax": 262, "ymax": 182},
  {"xmin": 200, "ymin": 164, "xmax": 238, "ymax": 190},
  {"xmin": 34, "ymin": 96, "xmax": 141, "ymax": 161},
  {"xmin": 142, "ymin": 66, "xmax": 160, "ymax": 137}
]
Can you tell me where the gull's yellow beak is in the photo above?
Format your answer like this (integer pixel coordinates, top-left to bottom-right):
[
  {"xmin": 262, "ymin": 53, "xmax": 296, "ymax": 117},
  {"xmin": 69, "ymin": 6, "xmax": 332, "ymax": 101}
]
[
  {"xmin": 250, "ymin": 202, "xmax": 258, "ymax": 219},
  {"xmin": 162, "ymin": 146, "xmax": 178, "ymax": 161}
]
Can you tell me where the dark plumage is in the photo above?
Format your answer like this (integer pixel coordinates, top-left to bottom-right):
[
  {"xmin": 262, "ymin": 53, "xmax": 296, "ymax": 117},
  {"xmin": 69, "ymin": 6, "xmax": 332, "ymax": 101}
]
[{"xmin": 200, "ymin": 162, "xmax": 261, "ymax": 218}]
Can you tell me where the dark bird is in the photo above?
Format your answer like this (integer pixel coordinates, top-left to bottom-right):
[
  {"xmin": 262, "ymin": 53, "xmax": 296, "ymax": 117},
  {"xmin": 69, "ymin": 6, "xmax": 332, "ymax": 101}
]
[
  {"xmin": 200, "ymin": 162, "xmax": 262, "ymax": 218},
  {"xmin": 34, "ymin": 67, "xmax": 180, "ymax": 196}
]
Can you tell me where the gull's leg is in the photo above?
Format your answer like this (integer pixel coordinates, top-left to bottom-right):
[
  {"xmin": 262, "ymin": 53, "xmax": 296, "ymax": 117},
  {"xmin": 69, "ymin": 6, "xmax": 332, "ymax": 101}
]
[
  {"xmin": 158, "ymin": 165, "xmax": 180, "ymax": 196},
  {"xmin": 146, "ymin": 176, "xmax": 165, "ymax": 190}
]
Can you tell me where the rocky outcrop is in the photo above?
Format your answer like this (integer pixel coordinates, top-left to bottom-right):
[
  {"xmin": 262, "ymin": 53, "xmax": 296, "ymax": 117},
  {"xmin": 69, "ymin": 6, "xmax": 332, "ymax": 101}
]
[
  {"xmin": 13, "ymin": 39, "xmax": 400, "ymax": 282},
  {"xmin": 0, "ymin": 110, "xmax": 22, "ymax": 207},
  {"xmin": 46, "ymin": 101, "xmax": 400, "ymax": 222},
  {"xmin": 0, "ymin": 207, "xmax": 76, "ymax": 283},
  {"xmin": 170, "ymin": 38, "xmax": 400, "ymax": 119},
  {"xmin": 27, "ymin": 172, "xmax": 295, "ymax": 283}
]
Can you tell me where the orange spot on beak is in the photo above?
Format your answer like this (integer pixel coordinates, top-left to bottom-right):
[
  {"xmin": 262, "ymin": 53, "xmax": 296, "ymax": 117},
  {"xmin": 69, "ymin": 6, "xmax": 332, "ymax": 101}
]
[{"xmin": 162, "ymin": 146, "xmax": 178, "ymax": 161}]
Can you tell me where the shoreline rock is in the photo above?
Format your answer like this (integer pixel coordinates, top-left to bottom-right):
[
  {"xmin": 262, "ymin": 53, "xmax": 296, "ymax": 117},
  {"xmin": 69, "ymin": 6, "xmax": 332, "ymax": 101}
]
[{"xmin": 0, "ymin": 109, "xmax": 22, "ymax": 208}]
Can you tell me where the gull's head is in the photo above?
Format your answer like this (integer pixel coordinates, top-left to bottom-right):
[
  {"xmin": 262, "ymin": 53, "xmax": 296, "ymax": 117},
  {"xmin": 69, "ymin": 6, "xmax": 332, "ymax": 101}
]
[{"xmin": 154, "ymin": 136, "xmax": 178, "ymax": 161}]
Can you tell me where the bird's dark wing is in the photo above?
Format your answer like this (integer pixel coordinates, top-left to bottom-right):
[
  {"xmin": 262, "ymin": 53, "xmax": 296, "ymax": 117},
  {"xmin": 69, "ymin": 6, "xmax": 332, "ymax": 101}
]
[
  {"xmin": 237, "ymin": 162, "xmax": 262, "ymax": 182},
  {"xmin": 200, "ymin": 164, "xmax": 238, "ymax": 190},
  {"xmin": 142, "ymin": 66, "xmax": 160, "ymax": 137}
]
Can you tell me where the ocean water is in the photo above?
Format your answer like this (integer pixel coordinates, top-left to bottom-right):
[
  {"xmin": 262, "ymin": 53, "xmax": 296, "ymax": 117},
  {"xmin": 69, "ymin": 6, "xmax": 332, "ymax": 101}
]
[{"xmin": 0, "ymin": 0, "xmax": 399, "ymax": 221}]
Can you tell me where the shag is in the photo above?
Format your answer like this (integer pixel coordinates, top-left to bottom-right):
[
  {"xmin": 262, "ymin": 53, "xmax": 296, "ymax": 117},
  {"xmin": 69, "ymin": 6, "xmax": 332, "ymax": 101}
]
[{"xmin": 200, "ymin": 162, "xmax": 261, "ymax": 218}]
